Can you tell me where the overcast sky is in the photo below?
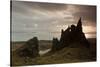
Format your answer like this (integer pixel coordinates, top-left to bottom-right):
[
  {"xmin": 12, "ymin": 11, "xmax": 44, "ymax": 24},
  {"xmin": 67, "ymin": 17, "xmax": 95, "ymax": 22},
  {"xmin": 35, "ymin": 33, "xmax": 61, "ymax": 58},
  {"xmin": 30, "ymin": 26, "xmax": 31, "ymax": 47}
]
[{"xmin": 11, "ymin": 1, "xmax": 96, "ymax": 41}]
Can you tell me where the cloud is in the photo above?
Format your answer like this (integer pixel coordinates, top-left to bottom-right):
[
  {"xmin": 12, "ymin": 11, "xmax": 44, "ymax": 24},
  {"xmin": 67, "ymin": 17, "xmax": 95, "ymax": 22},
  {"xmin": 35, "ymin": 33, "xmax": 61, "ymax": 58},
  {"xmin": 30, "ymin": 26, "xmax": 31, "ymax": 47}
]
[
  {"xmin": 11, "ymin": 1, "xmax": 96, "ymax": 41},
  {"xmin": 73, "ymin": 5, "xmax": 96, "ymax": 26}
]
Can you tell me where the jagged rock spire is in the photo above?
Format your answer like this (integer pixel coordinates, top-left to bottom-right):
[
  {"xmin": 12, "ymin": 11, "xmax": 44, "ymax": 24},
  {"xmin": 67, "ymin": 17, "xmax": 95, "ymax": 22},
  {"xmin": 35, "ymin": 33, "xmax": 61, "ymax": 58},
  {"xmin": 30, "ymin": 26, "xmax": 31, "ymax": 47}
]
[
  {"xmin": 77, "ymin": 17, "xmax": 82, "ymax": 32},
  {"xmin": 51, "ymin": 18, "xmax": 90, "ymax": 52},
  {"xmin": 61, "ymin": 29, "xmax": 64, "ymax": 34}
]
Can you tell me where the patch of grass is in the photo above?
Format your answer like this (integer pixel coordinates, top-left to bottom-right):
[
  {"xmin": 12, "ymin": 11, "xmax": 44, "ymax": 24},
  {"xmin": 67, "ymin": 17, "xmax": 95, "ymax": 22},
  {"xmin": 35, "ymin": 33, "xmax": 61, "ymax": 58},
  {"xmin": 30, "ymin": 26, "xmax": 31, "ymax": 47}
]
[{"xmin": 11, "ymin": 46, "xmax": 96, "ymax": 66}]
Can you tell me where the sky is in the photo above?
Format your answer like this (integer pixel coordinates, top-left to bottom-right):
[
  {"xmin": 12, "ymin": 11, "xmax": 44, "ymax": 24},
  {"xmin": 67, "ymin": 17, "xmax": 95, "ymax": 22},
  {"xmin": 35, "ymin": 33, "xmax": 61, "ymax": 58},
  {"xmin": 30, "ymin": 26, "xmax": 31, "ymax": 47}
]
[{"xmin": 11, "ymin": 1, "xmax": 96, "ymax": 41}]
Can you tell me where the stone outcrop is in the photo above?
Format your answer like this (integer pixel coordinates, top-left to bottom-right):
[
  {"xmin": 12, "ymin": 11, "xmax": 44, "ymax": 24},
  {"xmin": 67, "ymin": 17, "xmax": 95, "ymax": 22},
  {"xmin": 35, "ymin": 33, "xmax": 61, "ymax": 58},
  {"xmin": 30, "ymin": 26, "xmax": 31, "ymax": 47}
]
[
  {"xmin": 51, "ymin": 38, "xmax": 59, "ymax": 51},
  {"xmin": 17, "ymin": 37, "xmax": 39, "ymax": 58},
  {"xmin": 51, "ymin": 18, "xmax": 90, "ymax": 51}
]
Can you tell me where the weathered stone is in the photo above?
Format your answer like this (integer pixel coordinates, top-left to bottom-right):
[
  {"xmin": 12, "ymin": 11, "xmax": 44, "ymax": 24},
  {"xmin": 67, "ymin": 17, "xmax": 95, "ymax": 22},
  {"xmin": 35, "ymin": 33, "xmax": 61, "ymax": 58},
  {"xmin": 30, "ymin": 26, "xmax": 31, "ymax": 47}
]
[
  {"xmin": 51, "ymin": 18, "xmax": 90, "ymax": 51},
  {"xmin": 17, "ymin": 37, "xmax": 39, "ymax": 58},
  {"xmin": 51, "ymin": 38, "xmax": 59, "ymax": 51}
]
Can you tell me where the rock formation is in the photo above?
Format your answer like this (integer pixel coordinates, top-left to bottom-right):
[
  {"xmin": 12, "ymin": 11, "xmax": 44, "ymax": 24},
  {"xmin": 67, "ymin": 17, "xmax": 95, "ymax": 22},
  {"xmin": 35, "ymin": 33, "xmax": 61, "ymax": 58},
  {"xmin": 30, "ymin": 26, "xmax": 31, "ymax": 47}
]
[
  {"xmin": 51, "ymin": 38, "xmax": 59, "ymax": 51},
  {"xmin": 17, "ymin": 37, "xmax": 39, "ymax": 58},
  {"xmin": 51, "ymin": 18, "xmax": 90, "ymax": 51}
]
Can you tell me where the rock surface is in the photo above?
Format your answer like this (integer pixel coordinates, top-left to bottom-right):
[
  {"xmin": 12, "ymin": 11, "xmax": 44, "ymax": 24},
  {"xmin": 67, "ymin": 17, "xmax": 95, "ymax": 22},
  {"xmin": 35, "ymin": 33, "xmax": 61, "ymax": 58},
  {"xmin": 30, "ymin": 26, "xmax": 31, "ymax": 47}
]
[
  {"xmin": 51, "ymin": 18, "xmax": 90, "ymax": 51},
  {"xmin": 17, "ymin": 37, "xmax": 39, "ymax": 58}
]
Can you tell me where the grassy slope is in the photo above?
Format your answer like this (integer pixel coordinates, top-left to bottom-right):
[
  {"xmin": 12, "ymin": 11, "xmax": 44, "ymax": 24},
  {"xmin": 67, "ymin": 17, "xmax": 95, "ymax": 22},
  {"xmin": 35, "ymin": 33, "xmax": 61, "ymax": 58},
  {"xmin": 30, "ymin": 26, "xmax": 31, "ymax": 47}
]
[
  {"xmin": 11, "ymin": 38, "xmax": 96, "ymax": 66},
  {"xmin": 11, "ymin": 46, "xmax": 96, "ymax": 66},
  {"xmin": 35, "ymin": 47, "xmax": 96, "ymax": 64}
]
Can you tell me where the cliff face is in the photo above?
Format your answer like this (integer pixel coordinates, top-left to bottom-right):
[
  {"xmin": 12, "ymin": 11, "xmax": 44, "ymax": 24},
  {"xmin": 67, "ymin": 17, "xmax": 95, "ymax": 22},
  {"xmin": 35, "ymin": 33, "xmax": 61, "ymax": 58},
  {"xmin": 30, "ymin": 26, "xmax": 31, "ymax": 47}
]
[{"xmin": 52, "ymin": 18, "xmax": 90, "ymax": 51}]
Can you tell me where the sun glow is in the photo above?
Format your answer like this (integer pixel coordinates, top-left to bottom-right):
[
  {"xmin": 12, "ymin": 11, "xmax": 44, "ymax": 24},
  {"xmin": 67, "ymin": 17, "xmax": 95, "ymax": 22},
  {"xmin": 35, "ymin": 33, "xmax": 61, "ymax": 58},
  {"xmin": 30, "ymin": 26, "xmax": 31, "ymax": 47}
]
[
  {"xmin": 52, "ymin": 25, "xmax": 96, "ymax": 38},
  {"xmin": 83, "ymin": 26, "xmax": 96, "ymax": 34},
  {"xmin": 83, "ymin": 26, "xmax": 96, "ymax": 38}
]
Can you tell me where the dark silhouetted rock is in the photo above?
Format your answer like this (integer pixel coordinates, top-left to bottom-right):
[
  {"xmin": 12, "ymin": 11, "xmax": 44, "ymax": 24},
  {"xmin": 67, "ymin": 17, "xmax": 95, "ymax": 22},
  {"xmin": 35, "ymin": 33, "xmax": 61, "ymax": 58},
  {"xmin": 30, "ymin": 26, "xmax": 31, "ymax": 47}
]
[
  {"xmin": 76, "ymin": 18, "xmax": 82, "ymax": 32},
  {"xmin": 51, "ymin": 38, "xmax": 59, "ymax": 51},
  {"xmin": 51, "ymin": 18, "xmax": 90, "ymax": 51},
  {"xmin": 17, "ymin": 37, "xmax": 39, "ymax": 58},
  {"xmin": 61, "ymin": 18, "xmax": 90, "ymax": 48}
]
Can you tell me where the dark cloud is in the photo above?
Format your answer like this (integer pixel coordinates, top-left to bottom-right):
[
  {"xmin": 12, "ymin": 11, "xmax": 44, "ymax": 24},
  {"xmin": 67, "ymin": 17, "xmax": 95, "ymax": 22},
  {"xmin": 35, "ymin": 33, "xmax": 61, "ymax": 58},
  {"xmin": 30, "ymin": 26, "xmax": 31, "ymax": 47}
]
[
  {"xmin": 33, "ymin": 2, "xmax": 68, "ymax": 11},
  {"xmin": 11, "ymin": 1, "xmax": 96, "ymax": 41},
  {"xmin": 73, "ymin": 5, "xmax": 96, "ymax": 26},
  {"xmin": 12, "ymin": 1, "xmax": 68, "ymax": 12}
]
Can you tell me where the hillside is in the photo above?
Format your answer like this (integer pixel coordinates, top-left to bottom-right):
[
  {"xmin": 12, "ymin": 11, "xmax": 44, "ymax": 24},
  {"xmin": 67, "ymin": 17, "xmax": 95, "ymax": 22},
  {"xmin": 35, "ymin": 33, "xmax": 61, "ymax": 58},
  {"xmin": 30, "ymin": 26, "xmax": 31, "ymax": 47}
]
[{"xmin": 11, "ymin": 42, "xmax": 96, "ymax": 66}]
